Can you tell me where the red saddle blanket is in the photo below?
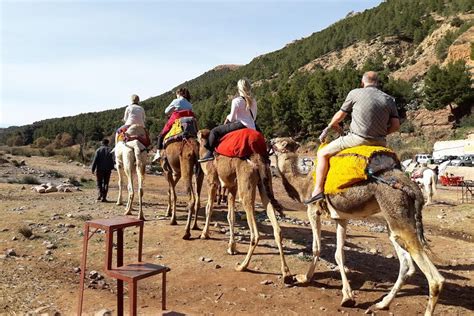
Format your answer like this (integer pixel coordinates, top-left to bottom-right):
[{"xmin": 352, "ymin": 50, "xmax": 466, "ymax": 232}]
[{"xmin": 215, "ymin": 128, "xmax": 267, "ymax": 158}]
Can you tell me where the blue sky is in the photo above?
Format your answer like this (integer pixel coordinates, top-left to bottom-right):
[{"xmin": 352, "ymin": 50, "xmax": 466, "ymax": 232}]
[{"xmin": 1, "ymin": 0, "xmax": 382, "ymax": 127}]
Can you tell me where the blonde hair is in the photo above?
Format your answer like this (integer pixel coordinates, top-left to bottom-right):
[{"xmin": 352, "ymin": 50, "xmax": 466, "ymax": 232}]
[
  {"xmin": 131, "ymin": 94, "xmax": 140, "ymax": 104},
  {"xmin": 237, "ymin": 78, "xmax": 254, "ymax": 110}
]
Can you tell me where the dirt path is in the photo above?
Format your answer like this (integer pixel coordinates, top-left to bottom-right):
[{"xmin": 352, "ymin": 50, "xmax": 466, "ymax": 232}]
[{"xmin": 0, "ymin": 154, "xmax": 473, "ymax": 315}]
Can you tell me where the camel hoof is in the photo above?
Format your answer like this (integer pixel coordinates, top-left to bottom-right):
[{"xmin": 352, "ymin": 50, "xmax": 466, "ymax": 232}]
[
  {"xmin": 200, "ymin": 233, "xmax": 209, "ymax": 240},
  {"xmin": 235, "ymin": 263, "xmax": 247, "ymax": 272},
  {"xmin": 182, "ymin": 233, "xmax": 191, "ymax": 240},
  {"xmin": 341, "ymin": 298, "xmax": 356, "ymax": 308},
  {"xmin": 170, "ymin": 220, "xmax": 178, "ymax": 226},
  {"xmin": 295, "ymin": 274, "xmax": 309, "ymax": 284},
  {"xmin": 227, "ymin": 247, "xmax": 237, "ymax": 255},
  {"xmin": 283, "ymin": 275, "xmax": 297, "ymax": 285}
]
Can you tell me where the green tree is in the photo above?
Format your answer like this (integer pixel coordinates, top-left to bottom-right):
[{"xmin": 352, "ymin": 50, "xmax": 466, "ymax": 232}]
[{"xmin": 424, "ymin": 61, "xmax": 473, "ymax": 113}]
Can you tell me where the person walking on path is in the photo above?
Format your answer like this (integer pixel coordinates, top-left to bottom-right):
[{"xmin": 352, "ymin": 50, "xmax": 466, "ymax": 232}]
[
  {"xmin": 91, "ymin": 138, "xmax": 115, "ymax": 202},
  {"xmin": 305, "ymin": 71, "xmax": 400, "ymax": 204}
]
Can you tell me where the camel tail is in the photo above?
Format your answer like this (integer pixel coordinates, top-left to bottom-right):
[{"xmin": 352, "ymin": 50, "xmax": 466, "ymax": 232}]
[{"xmin": 255, "ymin": 155, "xmax": 285, "ymax": 217}]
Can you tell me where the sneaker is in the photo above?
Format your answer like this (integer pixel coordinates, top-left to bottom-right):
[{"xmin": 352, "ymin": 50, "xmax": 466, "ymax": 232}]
[
  {"xmin": 303, "ymin": 192, "xmax": 325, "ymax": 205},
  {"xmin": 152, "ymin": 150, "xmax": 161, "ymax": 163},
  {"xmin": 198, "ymin": 151, "xmax": 214, "ymax": 162}
]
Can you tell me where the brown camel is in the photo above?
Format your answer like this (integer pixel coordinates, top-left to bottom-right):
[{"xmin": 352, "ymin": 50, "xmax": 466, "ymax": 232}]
[
  {"xmin": 161, "ymin": 138, "xmax": 204, "ymax": 240},
  {"xmin": 270, "ymin": 137, "xmax": 444, "ymax": 316},
  {"xmin": 197, "ymin": 129, "xmax": 292, "ymax": 283}
]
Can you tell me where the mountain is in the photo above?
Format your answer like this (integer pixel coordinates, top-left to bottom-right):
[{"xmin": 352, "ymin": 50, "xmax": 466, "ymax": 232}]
[{"xmin": 1, "ymin": 0, "xmax": 473, "ymax": 146}]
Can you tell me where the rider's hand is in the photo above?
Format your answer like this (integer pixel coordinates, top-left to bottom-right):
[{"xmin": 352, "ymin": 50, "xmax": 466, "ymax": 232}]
[{"xmin": 318, "ymin": 126, "xmax": 330, "ymax": 143}]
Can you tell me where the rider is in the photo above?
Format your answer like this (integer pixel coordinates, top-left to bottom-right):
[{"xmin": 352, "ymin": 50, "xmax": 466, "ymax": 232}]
[
  {"xmin": 153, "ymin": 88, "xmax": 194, "ymax": 161},
  {"xmin": 116, "ymin": 94, "xmax": 146, "ymax": 144},
  {"xmin": 305, "ymin": 71, "xmax": 400, "ymax": 204},
  {"xmin": 199, "ymin": 78, "xmax": 257, "ymax": 162}
]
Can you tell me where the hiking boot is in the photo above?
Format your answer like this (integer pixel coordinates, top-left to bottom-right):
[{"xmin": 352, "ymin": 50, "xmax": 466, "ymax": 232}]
[
  {"xmin": 198, "ymin": 151, "xmax": 214, "ymax": 162},
  {"xmin": 304, "ymin": 192, "xmax": 325, "ymax": 205},
  {"xmin": 152, "ymin": 150, "xmax": 162, "ymax": 163}
]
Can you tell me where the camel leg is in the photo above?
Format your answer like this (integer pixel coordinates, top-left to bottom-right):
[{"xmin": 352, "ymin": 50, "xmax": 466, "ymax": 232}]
[
  {"xmin": 235, "ymin": 187, "xmax": 258, "ymax": 271},
  {"xmin": 390, "ymin": 230, "xmax": 444, "ymax": 316},
  {"xmin": 182, "ymin": 162, "xmax": 194, "ymax": 240},
  {"xmin": 259, "ymin": 186, "xmax": 292, "ymax": 282},
  {"xmin": 124, "ymin": 169, "xmax": 134, "ymax": 216},
  {"xmin": 168, "ymin": 174, "xmax": 179, "ymax": 226},
  {"xmin": 373, "ymin": 234, "xmax": 415, "ymax": 310},
  {"xmin": 116, "ymin": 163, "xmax": 123, "ymax": 206},
  {"xmin": 192, "ymin": 169, "xmax": 204, "ymax": 230},
  {"xmin": 165, "ymin": 185, "xmax": 172, "ymax": 217},
  {"xmin": 200, "ymin": 182, "xmax": 217, "ymax": 239},
  {"xmin": 226, "ymin": 187, "xmax": 237, "ymax": 255},
  {"xmin": 335, "ymin": 219, "xmax": 355, "ymax": 307},
  {"xmin": 136, "ymin": 157, "xmax": 145, "ymax": 221},
  {"xmin": 296, "ymin": 205, "xmax": 322, "ymax": 284}
]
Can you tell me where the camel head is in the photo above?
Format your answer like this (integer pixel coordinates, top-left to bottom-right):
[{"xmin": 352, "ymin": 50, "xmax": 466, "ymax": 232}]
[
  {"xmin": 270, "ymin": 137, "xmax": 300, "ymax": 154},
  {"xmin": 197, "ymin": 129, "xmax": 210, "ymax": 143}
]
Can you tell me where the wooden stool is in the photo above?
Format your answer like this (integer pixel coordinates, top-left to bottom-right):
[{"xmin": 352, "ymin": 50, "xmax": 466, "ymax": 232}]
[{"xmin": 77, "ymin": 217, "xmax": 170, "ymax": 315}]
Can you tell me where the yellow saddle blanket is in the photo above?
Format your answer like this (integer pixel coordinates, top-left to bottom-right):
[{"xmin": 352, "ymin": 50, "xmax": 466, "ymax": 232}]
[
  {"xmin": 164, "ymin": 119, "xmax": 183, "ymax": 141},
  {"xmin": 313, "ymin": 145, "xmax": 398, "ymax": 195}
]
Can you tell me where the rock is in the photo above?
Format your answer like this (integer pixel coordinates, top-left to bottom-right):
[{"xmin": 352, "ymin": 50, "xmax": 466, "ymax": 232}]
[
  {"xmin": 73, "ymin": 267, "xmax": 81, "ymax": 273},
  {"xmin": 199, "ymin": 256, "xmax": 205, "ymax": 262},
  {"xmin": 12, "ymin": 236, "xmax": 17, "ymax": 241},
  {"xmin": 386, "ymin": 254, "xmax": 394, "ymax": 259},
  {"xmin": 21, "ymin": 186, "xmax": 26, "ymax": 190},
  {"xmin": 320, "ymin": 307, "xmax": 327, "ymax": 311},
  {"xmin": 204, "ymin": 257, "xmax": 213, "ymax": 263},
  {"xmin": 369, "ymin": 248, "xmax": 378, "ymax": 254},
  {"xmin": 94, "ymin": 308, "xmax": 112, "ymax": 316},
  {"xmin": 155, "ymin": 255, "xmax": 163, "ymax": 259},
  {"xmin": 0, "ymin": 228, "xmax": 9, "ymax": 232},
  {"xmin": 45, "ymin": 250, "xmax": 52, "ymax": 256},
  {"xmin": 215, "ymin": 264, "xmax": 222, "ymax": 269},
  {"xmin": 65, "ymin": 224, "xmax": 76, "ymax": 228},
  {"xmin": 6, "ymin": 249, "xmax": 17, "ymax": 257},
  {"xmin": 66, "ymin": 213, "xmax": 74, "ymax": 218},
  {"xmin": 260, "ymin": 280, "xmax": 273, "ymax": 285},
  {"xmin": 89, "ymin": 270, "xmax": 99, "ymax": 280},
  {"xmin": 45, "ymin": 242, "xmax": 57, "ymax": 249}
]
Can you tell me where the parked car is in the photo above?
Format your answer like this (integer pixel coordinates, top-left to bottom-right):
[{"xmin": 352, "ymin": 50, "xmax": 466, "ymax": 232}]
[
  {"xmin": 451, "ymin": 155, "xmax": 474, "ymax": 167},
  {"xmin": 433, "ymin": 155, "xmax": 459, "ymax": 164},
  {"xmin": 415, "ymin": 154, "xmax": 432, "ymax": 164}
]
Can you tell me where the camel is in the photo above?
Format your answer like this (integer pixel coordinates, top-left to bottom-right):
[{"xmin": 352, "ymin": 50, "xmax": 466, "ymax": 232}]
[
  {"xmin": 413, "ymin": 169, "xmax": 437, "ymax": 205},
  {"xmin": 114, "ymin": 125, "xmax": 148, "ymax": 220},
  {"xmin": 161, "ymin": 137, "xmax": 204, "ymax": 240},
  {"xmin": 197, "ymin": 129, "xmax": 293, "ymax": 283},
  {"xmin": 270, "ymin": 137, "xmax": 444, "ymax": 316}
]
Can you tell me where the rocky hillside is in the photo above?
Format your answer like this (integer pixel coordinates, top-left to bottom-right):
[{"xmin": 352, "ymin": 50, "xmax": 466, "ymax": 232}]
[{"xmin": 298, "ymin": 13, "xmax": 473, "ymax": 81}]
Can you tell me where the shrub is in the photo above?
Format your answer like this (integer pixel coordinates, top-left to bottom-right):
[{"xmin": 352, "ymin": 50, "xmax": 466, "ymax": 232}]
[
  {"xmin": 47, "ymin": 170, "xmax": 63, "ymax": 178},
  {"xmin": 18, "ymin": 226, "xmax": 33, "ymax": 238},
  {"xmin": 34, "ymin": 137, "xmax": 51, "ymax": 148},
  {"xmin": 399, "ymin": 120, "xmax": 415, "ymax": 133},
  {"xmin": 17, "ymin": 175, "xmax": 41, "ymax": 185},
  {"xmin": 68, "ymin": 176, "xmax": 81, "ymax": 186}
]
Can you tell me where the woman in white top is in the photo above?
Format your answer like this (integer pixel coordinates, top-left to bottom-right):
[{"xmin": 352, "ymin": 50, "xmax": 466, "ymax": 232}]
[
  {"xmin": 123, "ymin": 94, "xmax": 146, "ymax": 127},
  {"xmin": 116, "ymin": 94, "xmax": 146, "ymax": 144},
  {"xmin": 199, "ymin": 78, "xmax": 257, "ymax": 162}
]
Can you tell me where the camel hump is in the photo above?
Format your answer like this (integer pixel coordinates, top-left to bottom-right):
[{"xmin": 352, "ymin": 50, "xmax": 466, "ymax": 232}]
[{"xmin": 215, "ymin": 128, "xmax": 267, "ymax": 159}]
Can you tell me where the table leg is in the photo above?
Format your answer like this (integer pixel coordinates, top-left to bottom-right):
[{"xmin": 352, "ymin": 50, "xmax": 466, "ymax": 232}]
[
  {"xmin": 77, "ymin": 224, "xmax": 90, "ymax": 315},
  {"xmin": 138, "ymin": 223, "xmax": 143, "ymax": 262},
  {"xmin": 162, "ymin": 271, "xmax": 167, "ymax": 310},
  {"xmin": 117, "ymin": 229, "xmax": 124, "ymax": 315},
  {"xmin": 130, "ymin": 280, "xmax": 137, "ymax": 316},
  {"xmin": 105, "ymin": 229, "xmax": 113, "ymax": 271}
]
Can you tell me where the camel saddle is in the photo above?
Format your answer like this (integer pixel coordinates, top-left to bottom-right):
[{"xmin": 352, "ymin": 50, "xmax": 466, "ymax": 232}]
[
  {"xmin": 313, "ymin": 145, "xmax": 400, "ymax": 195},
  {"xmin": 163, "ymin": 116, "xmax": 198, "ymax": 148},
  {"xmin": 117, "ymin": 125, "xmax": 151, "ymax": 149},
  {"xmin": 215, "ymin": 128, "xmax": 267, "ymax": 159}
]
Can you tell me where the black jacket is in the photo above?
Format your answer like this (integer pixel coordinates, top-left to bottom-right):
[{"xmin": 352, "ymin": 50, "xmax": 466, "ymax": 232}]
[{"xmin": 92, "ymin": 145, "xmax": 115, "ymax": 173}]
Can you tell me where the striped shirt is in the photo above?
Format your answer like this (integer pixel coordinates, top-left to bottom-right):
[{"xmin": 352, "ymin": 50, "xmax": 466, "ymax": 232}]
[{"xmin": 340, "ymin": 86, "xmax": 398, "ymax": 140}]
